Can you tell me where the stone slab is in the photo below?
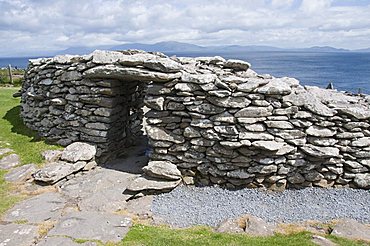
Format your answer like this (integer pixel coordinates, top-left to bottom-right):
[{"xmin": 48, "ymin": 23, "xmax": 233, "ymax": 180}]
[
  {"xmin": 4, "ymin": 164, "xmax": 37, "ymax": 183},
  {"xmin": 48, "ymin": 211, "xmax": 131, "ymax": 243},
  {"xmin": 142, "ymin": 161, "xmax": 181, "ymax": 180},
  {"xmin": 0, "ymin": 154, "xmax": 20, "ymax": 170},
  {"xmin": 0, "ymin": 148, "xmax": 12, "ymax": 156},
  {"xmin": 78, "ymin": 188, "xmax": 130, "ymax": 212},
  {"xmin": 36, "ymin": 236, "xmax": 97, "ymax": 246},
  {"xmin": 126, "ymin": 175, "xmax": 181, "ymax": 192},
  {"xmin": 60, "ymin": 168, "xmax": 135, "ymax": 199},
  {"xmin": 33, "ymin": 161, "xmax": 86, "ymax": 184},
  {"xmin": 331, "ymin": 219, "xmax": 370, "ymax": 241},
  {"xmin": 0, "ymin": 223, "xmax": 38, "ymax": 246},
  {"xmin": 3, "ymin": 192, "xmax": 66, "ymax": 223}
]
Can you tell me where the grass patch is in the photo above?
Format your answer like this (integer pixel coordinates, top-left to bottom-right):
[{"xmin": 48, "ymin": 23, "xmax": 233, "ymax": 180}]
[
  {"xmin": 122, "ymin": 224, "xmax": 316, "ymax": 246},
  {"xmin": 326, "ymin": 235, "xmax": 370, "ymax": 246},
  {"xmin": 0, "ymin": 87, "xmax": 61, "ymax": 165},
  {"xmin": 0, "ymin": 170, "xmax": 22, "ymax": 216},
  {"xmin": 0, "ymin": 87, "xmax": 60, "ymax": 216}
]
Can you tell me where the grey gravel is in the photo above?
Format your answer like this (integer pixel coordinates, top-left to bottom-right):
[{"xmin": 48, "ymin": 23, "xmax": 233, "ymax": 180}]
[{"xmin": 152, "ymin": 186, "xmax": 370, "ymax": 227}]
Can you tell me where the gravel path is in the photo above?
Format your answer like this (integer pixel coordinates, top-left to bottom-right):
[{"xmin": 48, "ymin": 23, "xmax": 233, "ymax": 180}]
[{"xmin": 152, "ymin": 186, "xmax": 370, "ymax": 227}]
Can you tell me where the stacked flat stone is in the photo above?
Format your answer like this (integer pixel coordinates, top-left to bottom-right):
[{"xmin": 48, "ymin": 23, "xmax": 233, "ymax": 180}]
[
  {"xmin": 21, "ymin": 50, "xmax": 370, "ymax": 189},
  {"xmin": 21, "ymin": 50, "xmax": 147, "ymax": 161}
]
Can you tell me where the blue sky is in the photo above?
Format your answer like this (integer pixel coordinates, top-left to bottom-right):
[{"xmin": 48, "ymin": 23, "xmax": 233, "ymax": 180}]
[{"xmin": 0, "ymin": 0, "xmax": 370, "ymax": 56}]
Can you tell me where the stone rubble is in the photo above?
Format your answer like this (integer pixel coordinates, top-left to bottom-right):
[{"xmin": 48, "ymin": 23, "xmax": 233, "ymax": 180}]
[
  {"xmin": 20, "ymin": 50, "xmax": 370, "ymax": 190},
  {"xmin": 33, "ymin": 142, "xmax": 97, "ymax": 184}
]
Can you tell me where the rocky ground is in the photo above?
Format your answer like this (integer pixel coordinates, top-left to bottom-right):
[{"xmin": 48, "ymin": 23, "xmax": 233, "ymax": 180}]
[
  {"xmin": 0, "ymin": 141, "xmax": 153, "ymax": 245},
  {"xmin": 0, "ymin": 141, "xmax": 369, "ymax": 245}
]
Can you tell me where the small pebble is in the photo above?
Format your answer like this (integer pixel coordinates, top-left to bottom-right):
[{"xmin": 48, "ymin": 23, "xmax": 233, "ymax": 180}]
[{"xmin": 152, "ymin": 186, "xmax": 370, "ymax": 227}]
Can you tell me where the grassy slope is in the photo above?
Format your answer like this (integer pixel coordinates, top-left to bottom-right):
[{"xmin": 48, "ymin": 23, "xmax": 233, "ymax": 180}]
[
  {"xmin": 123, "ymin": 225, "xmax": 314, "ymax": 246},
  {"xmin": 122, "ymin": 225, "xmax": 369, "ymax": 246},
  {"xmin": 0, "ymin": 87, "xmax": 60, "ymax": 165},
  {"xmin": 0, "ymin": 87, "xmax": 59, "ymax": 215},
  {"xmin": 0, "ymin": 170, "xmax": 21, "ymax": 215}
]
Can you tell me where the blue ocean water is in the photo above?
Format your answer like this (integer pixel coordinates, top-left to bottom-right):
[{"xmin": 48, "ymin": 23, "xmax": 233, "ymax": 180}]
[
  {"xmin": 0, "ymin": 57, "xmax": 32, "ymax": 69},
  {"xmin": 171, "ymin": 51, "xmax": 370, "ymax": 94},
  {"xmin": 1, "ymin": 51, "xmax": 369, "ymax": 94}
]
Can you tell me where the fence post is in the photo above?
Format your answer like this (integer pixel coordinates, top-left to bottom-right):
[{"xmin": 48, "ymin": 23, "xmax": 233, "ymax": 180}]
[{"xmin": 8, "ymin": 64, "xmax": 13, "ymax": 84}]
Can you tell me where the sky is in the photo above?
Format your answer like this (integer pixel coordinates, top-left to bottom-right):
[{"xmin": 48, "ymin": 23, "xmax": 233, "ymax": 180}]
[{"xmin": 0, "ymin": 0, "xmax": 370, "ymax": 56}]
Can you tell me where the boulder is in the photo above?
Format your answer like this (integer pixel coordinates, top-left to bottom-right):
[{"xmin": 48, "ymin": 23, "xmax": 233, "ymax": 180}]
[
  {"xmin": 216, "ymin": 218, "xmax": 245, "ymax": 233},
  {"xmin": 142, "ymin": 161, "xmax": 182, "ymax": 180},
  {"xmin": 61, "ymin": 142, "xmax": 96, "ymax": 162},
  {"xmin": 240, "ymin": 214, "xmax": 275, "ymax": 236}
]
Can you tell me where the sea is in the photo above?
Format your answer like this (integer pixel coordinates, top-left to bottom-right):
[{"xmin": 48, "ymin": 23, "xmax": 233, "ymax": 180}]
[{"xmin": 1, "ymin": 51, "xmax": 369, "ymax": 94}]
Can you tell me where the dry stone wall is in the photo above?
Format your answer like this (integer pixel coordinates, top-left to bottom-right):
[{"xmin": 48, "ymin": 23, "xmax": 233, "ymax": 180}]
[
  {"xmin": 21, "ymin": 51, "xmax": 146, "ymax": 161},
  {"xmin": 21, "ymin": 50, "xmax": 370, "ymax": 189}
]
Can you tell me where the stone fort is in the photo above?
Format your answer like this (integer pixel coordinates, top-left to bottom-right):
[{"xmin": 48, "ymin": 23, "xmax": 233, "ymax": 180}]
[{"xmin": 20, "ymin": 50, "xmax": 370, "ymax": 190}]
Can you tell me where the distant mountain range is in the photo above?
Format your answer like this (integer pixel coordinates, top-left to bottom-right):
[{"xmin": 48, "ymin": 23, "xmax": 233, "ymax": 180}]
[{"xmin": 52, "ymin": 41, "xmax": 370, "ymax": 56}]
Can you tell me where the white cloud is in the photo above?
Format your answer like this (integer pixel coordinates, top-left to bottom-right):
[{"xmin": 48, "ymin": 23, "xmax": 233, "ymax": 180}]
[
  {"xmin": 0, "ymin": 0, "xmax": 370, "ymax": 56},
  {"xmin": 299, "ymin": 0, "xmax": 332, "ymax": 14},
  {"xmin": 271, "ymin": 0, "xmax": 294, "ymax": 8}
]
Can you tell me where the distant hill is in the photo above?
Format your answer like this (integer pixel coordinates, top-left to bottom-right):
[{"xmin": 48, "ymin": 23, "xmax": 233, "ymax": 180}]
[
  {"xmin": 355, "ymin": 48, "xmax": 370, "ymax": 52},
  {"xmin": 19, "ymin": 41, "xmax": 370, "ymax": 57},
  {"xmin": 297, "ymin": 46, "xmax": 349, "ymax": 52},
  {"xmin": 112, "ymin": 41, "xmax": 205, "ymax": 52}
]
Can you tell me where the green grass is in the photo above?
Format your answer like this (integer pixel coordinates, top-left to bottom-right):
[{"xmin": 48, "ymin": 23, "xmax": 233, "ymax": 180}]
[
  {"xmin": 0, "ymin": 170, "xmax": 22, "ymax": 215},
  {"xmin": 326, "ymin": 234, "xmax": 370, "ymax": 246},
  {"xmin": 0, "ymin": 87, "xmax": 60, "ymax": 216},
  {"xmin": 0, "ymin": 87, "xmax": 61, "ymax": 165},
  {"xmin": 122, "ymin": 224, "xmax": 316, "ymax": 246}
]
